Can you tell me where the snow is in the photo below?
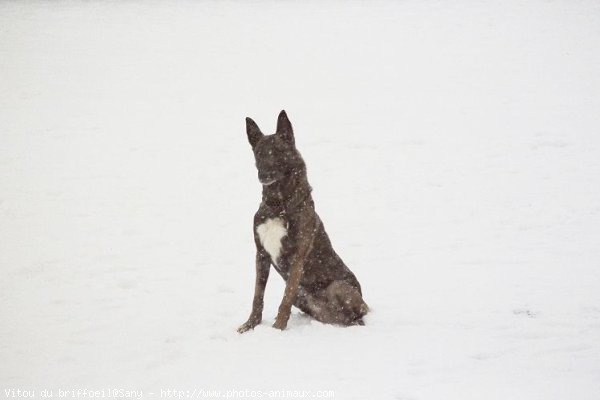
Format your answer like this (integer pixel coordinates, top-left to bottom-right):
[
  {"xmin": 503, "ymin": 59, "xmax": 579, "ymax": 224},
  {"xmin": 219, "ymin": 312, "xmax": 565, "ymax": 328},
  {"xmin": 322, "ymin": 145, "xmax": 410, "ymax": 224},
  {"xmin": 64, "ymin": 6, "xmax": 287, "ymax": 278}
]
[{"xmin": 1, "ymin": 1, "xmax": 600, "ymax": 399}]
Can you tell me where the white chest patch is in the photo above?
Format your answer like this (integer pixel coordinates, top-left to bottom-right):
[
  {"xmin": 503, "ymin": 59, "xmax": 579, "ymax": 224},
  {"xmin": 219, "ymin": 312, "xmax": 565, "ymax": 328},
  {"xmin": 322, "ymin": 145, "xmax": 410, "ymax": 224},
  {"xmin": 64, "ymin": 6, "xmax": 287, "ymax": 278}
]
[{"xmin": 256, "ymin": 218, "xmax": 287, "ymax": 266}]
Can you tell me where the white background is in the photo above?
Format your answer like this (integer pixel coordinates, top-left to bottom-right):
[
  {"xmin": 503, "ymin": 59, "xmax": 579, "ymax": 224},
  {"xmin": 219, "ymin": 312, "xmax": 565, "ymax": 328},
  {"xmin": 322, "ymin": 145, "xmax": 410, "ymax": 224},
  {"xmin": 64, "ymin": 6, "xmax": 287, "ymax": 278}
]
[{"xmin": 1, "ymin": 1, "xmax": 599, "ymax": 399}]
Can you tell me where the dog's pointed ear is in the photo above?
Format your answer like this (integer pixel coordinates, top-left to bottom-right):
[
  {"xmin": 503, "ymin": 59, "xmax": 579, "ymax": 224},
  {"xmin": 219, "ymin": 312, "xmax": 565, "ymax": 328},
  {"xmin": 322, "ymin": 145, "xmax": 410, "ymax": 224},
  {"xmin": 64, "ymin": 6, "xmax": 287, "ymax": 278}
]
[
  {"xmin": 246, "ymin": 117, "xmax": 263, "ymax": 148},
  {"xmin": 276, "ymin": 110, "xmax": 294, "ymax": 143}
]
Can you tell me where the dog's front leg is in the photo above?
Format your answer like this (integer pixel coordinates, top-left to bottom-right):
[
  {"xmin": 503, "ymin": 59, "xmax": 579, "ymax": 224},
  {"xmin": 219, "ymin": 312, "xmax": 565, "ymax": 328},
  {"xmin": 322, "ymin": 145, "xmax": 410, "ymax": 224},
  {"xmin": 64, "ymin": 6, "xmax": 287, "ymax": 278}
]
[
  {"xmin": 237, "ymin": 250, "xmax": 270, "ymax": 333},
  {"xmin": 273, "ymin": 216, "xmax": 317, "ymax": 330}
]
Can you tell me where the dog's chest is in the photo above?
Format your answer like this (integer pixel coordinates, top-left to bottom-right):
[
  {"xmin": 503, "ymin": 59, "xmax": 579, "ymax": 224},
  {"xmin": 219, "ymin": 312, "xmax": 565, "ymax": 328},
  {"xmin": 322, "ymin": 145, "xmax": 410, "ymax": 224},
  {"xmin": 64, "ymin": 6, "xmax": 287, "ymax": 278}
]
[{"xmin": 256, "ymin": 217, "xmax": 287, "ymax": 266}]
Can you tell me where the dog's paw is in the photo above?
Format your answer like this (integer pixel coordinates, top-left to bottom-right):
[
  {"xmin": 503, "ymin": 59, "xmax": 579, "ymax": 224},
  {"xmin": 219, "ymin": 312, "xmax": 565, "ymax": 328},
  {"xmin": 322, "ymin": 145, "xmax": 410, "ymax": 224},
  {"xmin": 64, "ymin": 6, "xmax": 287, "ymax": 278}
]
[
  {"xmin": 272, "ymin": 319, "xmax": 288, "ymax": 331},
  {"xmin": 237, "ymin": 319, "xmax": 260, "ymax": 334}
]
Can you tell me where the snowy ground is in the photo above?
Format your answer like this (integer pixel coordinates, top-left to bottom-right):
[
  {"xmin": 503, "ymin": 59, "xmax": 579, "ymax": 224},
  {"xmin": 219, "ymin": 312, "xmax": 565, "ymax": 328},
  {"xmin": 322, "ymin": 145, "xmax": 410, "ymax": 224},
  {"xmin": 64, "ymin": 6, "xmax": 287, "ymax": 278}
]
[{"xmin": 1, "ymin": 1, "xmax": 600, "ymax": 399}]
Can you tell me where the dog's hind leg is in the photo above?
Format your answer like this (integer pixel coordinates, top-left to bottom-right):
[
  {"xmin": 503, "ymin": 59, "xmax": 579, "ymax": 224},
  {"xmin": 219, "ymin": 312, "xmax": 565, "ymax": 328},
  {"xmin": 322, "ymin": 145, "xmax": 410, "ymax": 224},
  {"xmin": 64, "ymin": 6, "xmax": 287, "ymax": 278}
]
[
  {"xmin": 296, "ymin": 281, "xmax": 368, "ymax": 326},
  {"xmin": 324, "ymin": 280, "xmax": 369, "ymax": 325}
]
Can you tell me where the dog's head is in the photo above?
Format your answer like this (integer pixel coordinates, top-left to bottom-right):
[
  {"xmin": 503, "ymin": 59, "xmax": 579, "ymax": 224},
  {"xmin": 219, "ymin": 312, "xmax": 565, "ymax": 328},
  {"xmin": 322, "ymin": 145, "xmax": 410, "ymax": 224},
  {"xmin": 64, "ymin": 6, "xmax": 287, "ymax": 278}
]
[{"xmin": 245, "ymin": 110, "xmax": 305, "ymax": 186}]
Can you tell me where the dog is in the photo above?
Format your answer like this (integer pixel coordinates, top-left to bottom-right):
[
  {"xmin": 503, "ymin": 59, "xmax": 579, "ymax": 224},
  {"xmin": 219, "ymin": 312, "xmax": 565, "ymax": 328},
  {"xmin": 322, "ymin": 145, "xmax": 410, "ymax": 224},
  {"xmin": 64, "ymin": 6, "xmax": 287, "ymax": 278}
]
[{"xmin": 237, "ymin": 110, "xmax": 368, "ymax": 332}]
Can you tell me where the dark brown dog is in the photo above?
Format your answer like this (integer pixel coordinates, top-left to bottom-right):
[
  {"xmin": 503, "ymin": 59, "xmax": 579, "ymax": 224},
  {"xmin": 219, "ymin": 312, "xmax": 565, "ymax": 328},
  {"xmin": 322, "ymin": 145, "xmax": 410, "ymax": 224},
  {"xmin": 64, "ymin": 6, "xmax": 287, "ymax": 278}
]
[{"xmin": 238, "ymin": 110, "xmax": 368, "ymax": 332}]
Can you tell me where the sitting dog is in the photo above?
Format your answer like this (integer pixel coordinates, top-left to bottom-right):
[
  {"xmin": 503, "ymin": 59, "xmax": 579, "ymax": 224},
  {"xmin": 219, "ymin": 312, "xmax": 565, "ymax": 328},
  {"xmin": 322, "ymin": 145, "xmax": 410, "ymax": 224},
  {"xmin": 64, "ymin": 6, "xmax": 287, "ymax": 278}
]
[{"xmin": 238, "ymin": 110, "xmax": 368, "ymax": 332}]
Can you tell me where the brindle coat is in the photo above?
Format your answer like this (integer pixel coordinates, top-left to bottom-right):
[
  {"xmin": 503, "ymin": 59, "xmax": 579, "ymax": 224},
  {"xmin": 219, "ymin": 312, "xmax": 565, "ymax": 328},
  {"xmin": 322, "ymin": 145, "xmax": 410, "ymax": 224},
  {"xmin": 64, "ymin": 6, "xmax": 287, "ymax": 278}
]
[{"xmin": 238, "ymin": 110, "xmax": 368, "ymax": 332}]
